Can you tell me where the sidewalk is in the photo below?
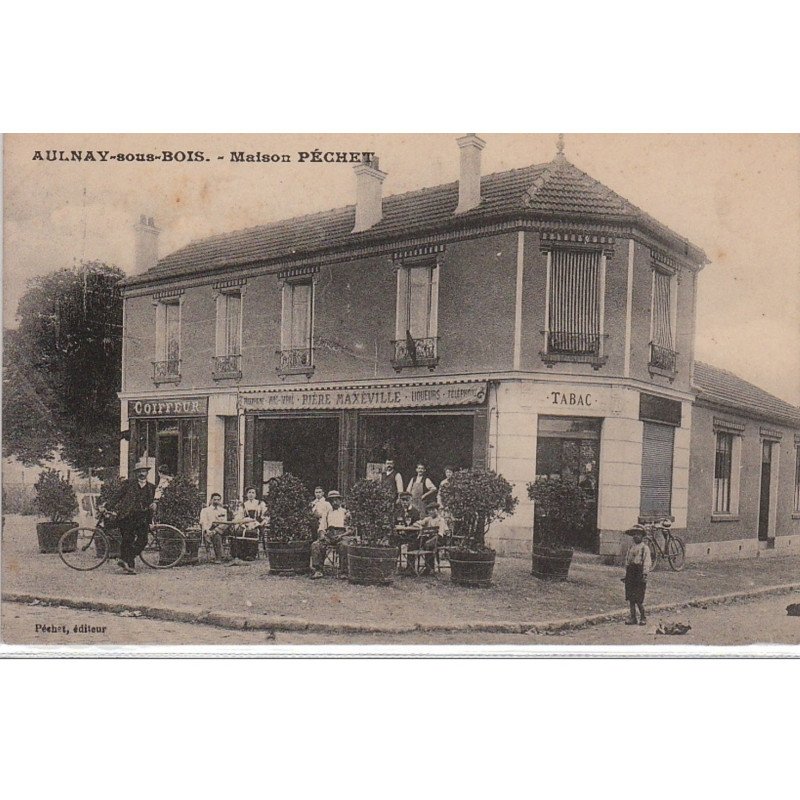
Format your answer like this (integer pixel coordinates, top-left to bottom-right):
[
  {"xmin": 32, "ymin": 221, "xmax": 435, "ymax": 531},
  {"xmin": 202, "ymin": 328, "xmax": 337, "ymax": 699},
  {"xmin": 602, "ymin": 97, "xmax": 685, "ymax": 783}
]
[{"xmin": 3, "ymin": 515, "xmax": 799, "ymax": 635}]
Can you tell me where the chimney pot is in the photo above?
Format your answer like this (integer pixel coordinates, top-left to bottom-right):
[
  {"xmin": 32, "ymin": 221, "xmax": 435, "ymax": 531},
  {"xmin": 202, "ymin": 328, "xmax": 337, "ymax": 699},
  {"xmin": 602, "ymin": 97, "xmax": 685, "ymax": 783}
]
[
  {"xmin": 455, "ymin": 134, "xmax": 486, "ymax": 214},
  {"xmin": 133, "ymin": 214, "xmax": 160, "ymax": 274},
  {"xmin": 352, "ymin": 157, "xmax": 387, "ymax": 233}
]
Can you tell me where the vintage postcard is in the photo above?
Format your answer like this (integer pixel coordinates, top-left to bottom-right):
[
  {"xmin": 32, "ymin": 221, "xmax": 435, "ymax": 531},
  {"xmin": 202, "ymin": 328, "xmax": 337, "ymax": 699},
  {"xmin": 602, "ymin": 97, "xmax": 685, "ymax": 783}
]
[{"xmin": 2, "ymin": 132, "xmax": 799, "ymax": 652}]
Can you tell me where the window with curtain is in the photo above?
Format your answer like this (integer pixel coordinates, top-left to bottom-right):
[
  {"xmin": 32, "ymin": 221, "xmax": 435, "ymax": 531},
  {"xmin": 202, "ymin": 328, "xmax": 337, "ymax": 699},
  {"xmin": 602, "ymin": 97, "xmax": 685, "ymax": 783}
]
[
  {"xmin": 221, "ymin": 291, "xmax": 241, "ymax": 356},
  {"xmin": 548, "ymin": 250, "xmax": 600, "ymax": 354},
  {"xmin": 164, "ymin": 300, "xmax": 180, "ymax": 362},
  {"xmin": 714, "ymin": 432, "xmax": 733, "ymax": 513},
  {"xmin": 280, "ymin": 280, "xmax": 314, "ymax": 372},
  {"xmin": 398, "ymin": 264, "xmax": 436, "ymax": 338}
]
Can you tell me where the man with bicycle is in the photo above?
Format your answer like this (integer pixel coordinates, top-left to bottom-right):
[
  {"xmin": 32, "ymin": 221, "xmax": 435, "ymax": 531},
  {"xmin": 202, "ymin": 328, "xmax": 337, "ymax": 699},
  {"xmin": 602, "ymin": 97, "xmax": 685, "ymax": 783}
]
[{"xmin": 109, "ymin": 458, "xmax": 156, "ymax": 574}]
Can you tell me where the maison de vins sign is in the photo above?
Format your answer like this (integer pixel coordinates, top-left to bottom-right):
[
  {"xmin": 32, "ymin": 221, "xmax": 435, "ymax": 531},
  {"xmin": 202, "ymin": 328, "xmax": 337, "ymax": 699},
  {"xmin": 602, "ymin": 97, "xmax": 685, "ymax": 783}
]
[
  {"xmin": 239, "ymin": 382, "xmax": 488, "ymax": 412},
  {"xmin": 128, "ymin": 396, "xmax": 209, "ymax": 418}
]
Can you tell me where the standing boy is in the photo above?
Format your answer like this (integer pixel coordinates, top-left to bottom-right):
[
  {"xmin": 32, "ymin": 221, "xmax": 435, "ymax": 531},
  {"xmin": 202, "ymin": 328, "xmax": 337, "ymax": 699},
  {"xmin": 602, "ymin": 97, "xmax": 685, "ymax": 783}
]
[{"xmin": 623, "ymin": 527, "xmax": 652, "ymax": 625}]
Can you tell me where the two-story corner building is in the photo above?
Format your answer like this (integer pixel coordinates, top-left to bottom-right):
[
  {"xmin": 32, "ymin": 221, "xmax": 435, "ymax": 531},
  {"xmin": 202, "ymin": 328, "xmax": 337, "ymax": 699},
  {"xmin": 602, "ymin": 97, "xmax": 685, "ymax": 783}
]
[{"xmin": 118, "ymin": 135, "xmax": 800, "ymax": 560}]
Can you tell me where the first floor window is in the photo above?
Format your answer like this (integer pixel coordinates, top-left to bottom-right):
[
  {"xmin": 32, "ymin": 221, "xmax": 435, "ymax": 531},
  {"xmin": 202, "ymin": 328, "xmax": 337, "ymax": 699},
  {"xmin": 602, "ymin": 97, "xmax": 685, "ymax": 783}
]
[
  {"xmin": 546, "ymin": 249, "xmax": 602, "ymax": 355},
  {"xmin": 280, "ymin": 279, "xmax": 314, "ymax": 371},
  {"xmin": 794, "ymin": 446, "xmax": 800, "ymax": 512},
  {"xmin": 714, "ymin": 432, "xmax": 734, "ymax": 513},
  {"xmin": 640, "ymin": 421, "xmax": 674, "ymax": 517},
  {"xmin": 217, "ymin": 290, "xmax": 241, "ymax": 356},
  {"xmin": 396, "ymin": 262, "xmax": 439, "ymax": 340},
  {"xmin": 154, "ymin": 298, "xmax": 181, "ymax": 379}
]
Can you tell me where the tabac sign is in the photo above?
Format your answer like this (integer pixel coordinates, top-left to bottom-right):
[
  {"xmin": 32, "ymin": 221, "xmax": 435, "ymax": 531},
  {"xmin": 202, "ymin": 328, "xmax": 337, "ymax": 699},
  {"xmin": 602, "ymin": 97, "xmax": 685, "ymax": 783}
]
[
  {"xmin": 239, "ymin": 382, "xmax": 487, "ymax": 412},
  {"xmin": 128, "ymin": 396, "xmax": 209, "ymax": 418}
]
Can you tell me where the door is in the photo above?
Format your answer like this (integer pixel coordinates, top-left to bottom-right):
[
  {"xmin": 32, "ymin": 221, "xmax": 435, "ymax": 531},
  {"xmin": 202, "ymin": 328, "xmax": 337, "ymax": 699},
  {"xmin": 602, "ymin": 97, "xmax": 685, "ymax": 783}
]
[
  {"xmin": 758, "ymin": 441, "xmax": 772, "ymax": 541},
  {"xmin": 536, "ymin": 417, "xmax": 602, "ymax": 552}
]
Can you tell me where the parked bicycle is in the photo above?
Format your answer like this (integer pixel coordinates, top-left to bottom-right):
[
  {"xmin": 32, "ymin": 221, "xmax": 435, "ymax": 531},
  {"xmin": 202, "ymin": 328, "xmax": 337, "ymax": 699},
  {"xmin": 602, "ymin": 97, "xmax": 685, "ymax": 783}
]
[
  {"xmin": 632, "ymin": 518, "xmax": 686, "ymax": 571},
  {"xmin": 58, "ymin": 508, "xmax": 187, "ymax": 571}
]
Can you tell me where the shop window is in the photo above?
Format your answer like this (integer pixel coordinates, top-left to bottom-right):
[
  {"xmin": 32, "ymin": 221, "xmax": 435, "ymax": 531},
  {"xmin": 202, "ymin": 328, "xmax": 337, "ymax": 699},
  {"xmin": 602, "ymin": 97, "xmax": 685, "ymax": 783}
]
[
  {"xmin": 542, "ymin": 249, "xmax": 607, "ymax": 368},
  {"xmin": 213, "ymin": 290, "xmax": 242, "ymax": 379},
  {"xmin": 640, "ymin": 421, "xmax": 674, "ymax": 519},
  {"xmin": 278, "ymin": 280, "xmax": 314, "ymax": 376},
  {"xmin": 649, "ymin": 268, "xmax": 678, "ymax": 375},
  {"xmin": 393, "ymin": 260, "xmax": 439, "ymax": 370},
  {"xmin": 153, "ymin": 298, "xmax": 181, "ymax": 383}
]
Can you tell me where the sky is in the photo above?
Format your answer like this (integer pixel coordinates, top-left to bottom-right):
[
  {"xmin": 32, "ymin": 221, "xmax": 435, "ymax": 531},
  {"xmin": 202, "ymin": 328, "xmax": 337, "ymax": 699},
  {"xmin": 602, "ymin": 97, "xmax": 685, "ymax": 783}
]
[{"xmin": 3, "ymin": 133, "xmax": 799, "ymax": 406}]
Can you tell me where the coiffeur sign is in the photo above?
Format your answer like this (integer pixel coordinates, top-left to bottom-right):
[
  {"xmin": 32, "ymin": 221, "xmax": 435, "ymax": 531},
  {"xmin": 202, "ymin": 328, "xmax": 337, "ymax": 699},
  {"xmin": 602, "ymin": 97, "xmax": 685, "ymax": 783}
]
[
  {"xmin": 128, "ymin": 396, "xmax": 209, "ymax": 417},
  {"xmin": 239, "ymin": 382, "xmax": 487, "ymax": 412}
]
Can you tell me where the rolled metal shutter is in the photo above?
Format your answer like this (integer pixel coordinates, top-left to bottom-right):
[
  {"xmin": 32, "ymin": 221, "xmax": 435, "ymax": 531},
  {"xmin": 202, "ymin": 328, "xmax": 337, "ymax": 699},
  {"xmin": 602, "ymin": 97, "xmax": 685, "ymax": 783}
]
[{"xmin": 640, "ymin": 422, "xmax": 674, "ymax": 516}]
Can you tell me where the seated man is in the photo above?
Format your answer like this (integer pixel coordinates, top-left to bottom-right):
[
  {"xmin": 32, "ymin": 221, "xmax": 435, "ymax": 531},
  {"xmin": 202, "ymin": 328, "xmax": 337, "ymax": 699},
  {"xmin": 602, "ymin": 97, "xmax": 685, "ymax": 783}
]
[
  {"xmin": 310, "ymin": 490, "xmax": 353, "ymax": 579},
  {"xmin": 199, "ymin": 492, "xmax": 229, "ymax": 562},
  {"xmin": 393, "ymin": 491, "xmax": 422, "ymax": 573},
  {"xmin": 416, "ymin": 502, "xmax": 449, "ymax": 575}
]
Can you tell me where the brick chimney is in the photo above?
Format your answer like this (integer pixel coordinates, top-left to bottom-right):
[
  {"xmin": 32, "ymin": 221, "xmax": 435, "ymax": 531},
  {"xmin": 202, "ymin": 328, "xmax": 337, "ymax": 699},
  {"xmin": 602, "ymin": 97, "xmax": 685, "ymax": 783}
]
[
  {"xmin": 133, "ymin": 214, "xmax": 160, "ymax": 274},
  {"xmin": 455, "ymin": 134, "xmax": 486, "ymax": 214},
  {"xmin": 352, "ymin": 156, "xmax": 387, "ymax": 233}
]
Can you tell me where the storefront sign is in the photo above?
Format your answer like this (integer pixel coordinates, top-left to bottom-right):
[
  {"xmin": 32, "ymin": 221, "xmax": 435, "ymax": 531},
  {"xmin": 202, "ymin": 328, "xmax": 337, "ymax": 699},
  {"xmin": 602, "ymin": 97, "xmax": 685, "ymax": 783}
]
[
  {"xmin": 128, "ymin": 396, "xmax": 209, "ymax": 418},
  {"xmin": 239, "ymin": 382, "xmax": 487, "ymax": 412},
  {"xmin": 547, "ymin": 390, "xmax": 595, "ymax": 407}
]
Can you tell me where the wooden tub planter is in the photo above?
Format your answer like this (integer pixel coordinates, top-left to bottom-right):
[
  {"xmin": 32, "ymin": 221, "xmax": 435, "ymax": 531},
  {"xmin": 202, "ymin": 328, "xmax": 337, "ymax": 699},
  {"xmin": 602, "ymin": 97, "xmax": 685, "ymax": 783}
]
[
  {"xmin": 36, "ymin": 522, "xmax": 77, "ymax": 554},
  {"xmin": 531, "ymin": 543, "xmax": 574, "ymax": 581},
  {"xmin": 346, "ymin": 544, "xmax": 399, "ymax": 586},
  {"xmin": 266, "ymin": 540, "xmax": 312, "ymax": 576},
  {"xmin": 449, "ymin": 548, "xmax": 496, "ymax": 588}
]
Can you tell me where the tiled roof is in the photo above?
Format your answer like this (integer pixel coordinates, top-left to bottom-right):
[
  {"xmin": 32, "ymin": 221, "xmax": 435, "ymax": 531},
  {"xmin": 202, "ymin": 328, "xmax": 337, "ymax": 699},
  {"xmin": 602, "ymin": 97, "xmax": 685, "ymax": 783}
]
[
  {"xmin": 693, "ymin": 362, "xmax": 800, "ymax": 428},
  {"xmin": 124, "ymin": 155, "xmax": 707, "ymax": 286}
]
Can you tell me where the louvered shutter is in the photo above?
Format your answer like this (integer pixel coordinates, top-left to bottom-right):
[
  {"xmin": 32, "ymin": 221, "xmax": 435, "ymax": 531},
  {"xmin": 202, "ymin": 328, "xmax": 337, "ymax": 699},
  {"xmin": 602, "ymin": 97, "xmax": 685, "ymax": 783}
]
[
  {"xmin": 640, "ymin": 422, "xmax": 674, "ymax": 517},
  {"xmin": 472, "ymin": 409, "xmax": 489, "ymax": 471}
]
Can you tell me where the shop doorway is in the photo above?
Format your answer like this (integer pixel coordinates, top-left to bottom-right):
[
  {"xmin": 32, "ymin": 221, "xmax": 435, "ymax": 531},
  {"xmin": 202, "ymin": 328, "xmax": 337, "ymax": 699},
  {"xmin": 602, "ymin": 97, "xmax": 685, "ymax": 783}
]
[
  {"xmin": 535, "ymin": 416, "xmax": 602, "ymax": 552},
  {"xmin": 758, "ymin": 440, "xmax": 773, "ymax": 541},
  {"xmin": 254, "ymin": 416, "xmax": 339, "ymax": 499},
  {"xmin": 358, "ymin": 413, "xmax": 475, "ymax": 489}
]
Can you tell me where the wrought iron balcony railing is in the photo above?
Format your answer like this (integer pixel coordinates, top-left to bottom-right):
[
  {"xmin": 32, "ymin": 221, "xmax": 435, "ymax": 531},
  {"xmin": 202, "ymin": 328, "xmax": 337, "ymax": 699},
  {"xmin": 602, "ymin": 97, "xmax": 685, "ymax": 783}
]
[
  {"xmin": 152, "ymin": 359, "xmax": 181, "ymax": 384},
  {"xmin": 391, "ymin": 336, "xmax": 439, "ymax": 371},
  {"xmin": 276, "ymin": 346, "xmax": 314, "ymax": 377},
  {"xmin": 649, "ymin": 343, "xmax": 678, "ymax": 373},
  {"xmin": 212, "ymin": 353, "xmax": 242, "ymax": 379},
  {"xmin": 540, "ymin": 331, "xmax": 608, "ymax": 369}
]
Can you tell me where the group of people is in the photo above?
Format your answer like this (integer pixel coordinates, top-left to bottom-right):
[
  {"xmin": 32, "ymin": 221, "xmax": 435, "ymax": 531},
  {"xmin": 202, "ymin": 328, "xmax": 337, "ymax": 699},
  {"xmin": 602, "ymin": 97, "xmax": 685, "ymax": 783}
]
[{"xmin": 200, "ymin": 486, "xmax": 268, "ymax": 563}]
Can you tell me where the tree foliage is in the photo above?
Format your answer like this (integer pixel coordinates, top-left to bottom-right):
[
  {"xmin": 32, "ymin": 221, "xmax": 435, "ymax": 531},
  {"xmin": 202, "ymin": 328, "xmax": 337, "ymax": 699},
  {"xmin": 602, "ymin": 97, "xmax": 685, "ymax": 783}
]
[
  {"xmin": 346, "ymin": 479, "xmax": 395, "ymax": 545},
  {"xmin": 3, "ymin": 261, "xmax": 124, "ymax": 475},
  {"xmin": 527, "ymin": 477, "xmax": 591, "ymax": 549},
  {"xmin": 439, "ymin": 468, "xmax": 518, "ymax": 551},
  {"xmin": 263, "ymin": 474, "xmax": 317, "ymax": 543},
  {"xmin": 33, "ymin": 468, "xmax": 78, "ymax": 523}
]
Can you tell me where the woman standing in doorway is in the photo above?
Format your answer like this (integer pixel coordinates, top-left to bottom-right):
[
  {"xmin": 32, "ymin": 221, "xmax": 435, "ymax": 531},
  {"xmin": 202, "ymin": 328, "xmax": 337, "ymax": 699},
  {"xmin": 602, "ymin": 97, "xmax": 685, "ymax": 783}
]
[{"xmin": 407, "ymin": 463, "xmax": 437, "ymax": 517}]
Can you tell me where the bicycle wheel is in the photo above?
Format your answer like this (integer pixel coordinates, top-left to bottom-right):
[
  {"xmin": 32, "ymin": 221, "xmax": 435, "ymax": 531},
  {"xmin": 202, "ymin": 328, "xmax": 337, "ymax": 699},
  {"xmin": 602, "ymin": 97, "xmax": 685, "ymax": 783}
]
[
  {"xmin": 139, "ymin": 524, "xmax": 186, "ymax": 569},
  {"xmin": 666, "ymin": 536, "xmax": 686, "ymax": 571},
  {"xmin": 645, "ymin": 536, "xmax": 660, "ymax": 571},
  {"xmin": 59, "ymin": 526, "xmax": 109, "ymax": 571}
]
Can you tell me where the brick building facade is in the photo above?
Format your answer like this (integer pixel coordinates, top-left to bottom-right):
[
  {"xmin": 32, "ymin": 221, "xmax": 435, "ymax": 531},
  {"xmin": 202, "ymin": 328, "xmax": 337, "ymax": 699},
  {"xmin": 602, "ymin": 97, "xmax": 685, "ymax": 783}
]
[{"xmin": 118, "ymin": 135, "xmax": 800, "ymax": 559}]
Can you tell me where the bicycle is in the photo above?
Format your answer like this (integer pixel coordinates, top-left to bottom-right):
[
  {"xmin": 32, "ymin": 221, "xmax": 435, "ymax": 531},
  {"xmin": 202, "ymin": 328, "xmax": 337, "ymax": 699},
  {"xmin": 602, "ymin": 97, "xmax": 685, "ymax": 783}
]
[
  {"xmin": 633, "ymin": 518, "xmax": 686, "ymax": 572},
  {"xmin": 58, "ymin": 508, "xmax": 187, "ymax": 571}
]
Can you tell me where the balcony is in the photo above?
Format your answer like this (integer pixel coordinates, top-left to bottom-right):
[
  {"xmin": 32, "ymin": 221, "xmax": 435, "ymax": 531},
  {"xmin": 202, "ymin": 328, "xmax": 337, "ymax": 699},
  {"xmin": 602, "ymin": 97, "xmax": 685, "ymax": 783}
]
[
  {"xmin": 212, "ymin": 353, "xmax": 242, "ymax": 381},
  {"xmin": 540, "ymin": 331, "xmax": 608, "ymax": 369},
  {"xmin": 649, "ymin": 343, "xmax": 678, "ymax": 379},
  {"xmin": 277, "ymin": 346, "xmax": 314, "ymax": 378},
  {"xmin": 391, "ymin": 336, "xmax": 439, "ymax": 371},
  {"xmin": 152, "ymin": 359, "xmax": 181, "ymax": 385}
]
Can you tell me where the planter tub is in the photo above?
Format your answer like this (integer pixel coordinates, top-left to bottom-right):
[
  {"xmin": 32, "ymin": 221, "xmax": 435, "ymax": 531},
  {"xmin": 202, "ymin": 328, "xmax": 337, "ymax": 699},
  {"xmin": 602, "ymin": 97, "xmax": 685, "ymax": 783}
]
[
  {"xmin": 449, "ymin": 548, "xmax": 496, "ymax": 587},
  {"xmin": 36, "ymin": 522, "xmax": 77, "ymax": 554},
  {"xmin": 531, "ymin": 544, "xmax": 574, "ymax": 581},
  {"xmin": 176, "ymin": 531, "xmax": 202, "ymax": 567},
  {"xmin": 346, "ymin": 544, "xmax": 398, "ymax": 586},
  {"xmin": 266, "ymin": 540, "xmax": 312, "ymax": 576}
]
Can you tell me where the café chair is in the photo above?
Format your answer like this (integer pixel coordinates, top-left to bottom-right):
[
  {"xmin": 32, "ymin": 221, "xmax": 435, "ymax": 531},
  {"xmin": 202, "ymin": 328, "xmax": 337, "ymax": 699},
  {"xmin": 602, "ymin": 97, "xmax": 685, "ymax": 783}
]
[{"xmin": 405, "ymin": 527, "xmax": 441, "ymax": 575}]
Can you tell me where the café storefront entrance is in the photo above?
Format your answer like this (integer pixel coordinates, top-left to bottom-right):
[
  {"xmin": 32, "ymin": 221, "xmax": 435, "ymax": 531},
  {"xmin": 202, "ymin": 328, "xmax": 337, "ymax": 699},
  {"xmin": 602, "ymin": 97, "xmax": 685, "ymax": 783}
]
[{"xmin": 239, "ymin": 380, "xmax": 489, "ymax": 499}]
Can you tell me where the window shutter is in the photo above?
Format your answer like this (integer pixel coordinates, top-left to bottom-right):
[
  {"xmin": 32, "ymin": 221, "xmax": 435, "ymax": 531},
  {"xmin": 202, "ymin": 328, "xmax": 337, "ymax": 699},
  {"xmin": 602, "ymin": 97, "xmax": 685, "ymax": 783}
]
[
  {"xmin": 549, "ymin": 250, "xmax": 600, "ymax": 352},
  {"xmin": 640, "ymin": 422, "xmax": 674, "ymax": 517},
  {"xmin": 244, "ymin": 415, "xmax": 255, "ymax": 495},
  {"xmin": 652, "ymin": 270, "xmax": 673, "ymax": 349},
  {"xmin": 472, "ymin": 408, "xmax": 490, "ymax": 471},
  {"xmin": 214, "ymin": 293, "xmax": 225, "ymax": 356}
]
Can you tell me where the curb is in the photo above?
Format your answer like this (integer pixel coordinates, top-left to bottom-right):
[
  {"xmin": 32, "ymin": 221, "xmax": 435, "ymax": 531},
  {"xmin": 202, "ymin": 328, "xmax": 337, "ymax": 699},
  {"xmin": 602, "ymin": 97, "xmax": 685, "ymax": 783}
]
[{"xmin": 4, "ymin": 582, "xmax": 800, "ymax": 637}]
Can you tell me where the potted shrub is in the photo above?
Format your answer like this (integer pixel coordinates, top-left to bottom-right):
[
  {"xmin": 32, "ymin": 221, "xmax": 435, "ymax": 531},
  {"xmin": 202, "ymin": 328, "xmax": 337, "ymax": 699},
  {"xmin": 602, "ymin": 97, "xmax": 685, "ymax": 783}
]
[
  {"xmin": 34, "ymin": 469, "xmax": 78, "ymax": 553},
  {"xmin": 96, "ymin": 477, "xmax": 126, "ymax": 558},
  {"xmin": 345, "ymin": 479, "xmax": 398, "ymax": 585},
  {"xmin": 439, "ymin": 468, "xmax": 517, "ymax": 587},
  {"xmin": 263, "ymin": 474, "xmax": 317, "ymax": 575},
  {"xmin": 156, "ymin": 475, "xmax": 204, "ymax": 566},
  {"xmin": 527, "ymin": 477, "xmax": 590, "ymax": 581}
]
